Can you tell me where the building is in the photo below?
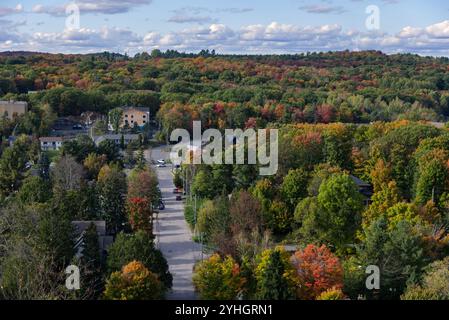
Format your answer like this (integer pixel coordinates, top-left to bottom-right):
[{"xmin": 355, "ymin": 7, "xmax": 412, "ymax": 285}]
[
  {"xmin": 40, "ymin": 137, "xmax": 63, "ymax": 151},
  {"xmin": 109, "ymin": 106, "xmax": 150, "ymax": 130},
  {"xmin": 0, "ymin": 100, "xmax": 28, "ymax": 120},
  {"xmin": 92, "ymin": 134, "xmax": 140, "ymax": 147},
  {"xmin": 72, "ymin": 221, "xmax": 114, "ymax": 259},
  {"xmin": 350, "ymin": 175, "xmax": 373, "ymax": 205}
]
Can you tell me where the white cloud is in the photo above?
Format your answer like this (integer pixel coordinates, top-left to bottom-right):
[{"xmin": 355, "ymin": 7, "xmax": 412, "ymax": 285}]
[
  {"xmin": 2, "ymin": 19, "xmax": 449, "ymax": 56},
  {"xmin": 425, "ymin": 20, "xmax": 449, "ymax": 38},
  {"xmin": 32, "ymin": 0, "xmax": 153, "ymax": 16},
  {"xmin": 0, "ymin": 3, "xmax": 24, "ymax": 17}
]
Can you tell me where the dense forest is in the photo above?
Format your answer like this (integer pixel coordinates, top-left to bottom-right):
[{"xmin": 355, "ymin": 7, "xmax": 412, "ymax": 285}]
[
  {"xmin": 1, "ymin": 50, "xmax": 449, "ymax": 300},
  {"xmin": 1, "ymin": 50, "xmax": 449, "ymax": 139}
]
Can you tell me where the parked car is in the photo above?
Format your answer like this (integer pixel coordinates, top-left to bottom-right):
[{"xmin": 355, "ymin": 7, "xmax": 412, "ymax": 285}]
[
  {"xmin": 72, "ymin": 124, "xmax": 83, "ymax": 130},
  {"xmin": 176, "ymin": 195, "xmax": 182, "ymax": 201},
  {"xmin": 157, "ymin": 163, "xmax": 166, "ymax": 168},
  {"xmin": 157, "ymin": 159, "xmax": 165, "ymax": 164},
  {"xmin": 173, "ymin": 188, "xmax": 180, "ymax": 194},
  {"xmin": 158, "ymin": 201, "xmax": 165, "ymax": 210}
]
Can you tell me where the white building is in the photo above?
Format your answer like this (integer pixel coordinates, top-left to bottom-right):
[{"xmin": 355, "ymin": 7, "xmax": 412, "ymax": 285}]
[
  {"xmin": 40, "ymin": 137, "xmax": 63, "ymax": 151},
  {"xmin": 92, "ymin": 134, "xmax": 140, "ymax": 147}
]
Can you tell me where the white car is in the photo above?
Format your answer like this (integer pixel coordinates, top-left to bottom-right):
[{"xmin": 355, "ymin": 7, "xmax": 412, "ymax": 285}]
[{"xmin": 157, "ymin": 159, "xmax": 166, "ymax": 164}]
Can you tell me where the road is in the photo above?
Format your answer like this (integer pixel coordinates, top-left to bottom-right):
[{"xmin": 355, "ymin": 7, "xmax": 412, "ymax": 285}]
[{"xmin": 147, "ymin": 146, "xmax": 202, "ymax": 300}]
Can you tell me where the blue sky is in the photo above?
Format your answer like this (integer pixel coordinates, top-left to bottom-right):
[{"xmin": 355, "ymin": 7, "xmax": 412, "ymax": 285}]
[{"xmin": 0, "ymin": 0, "xmax": 448, "ymax": 55}]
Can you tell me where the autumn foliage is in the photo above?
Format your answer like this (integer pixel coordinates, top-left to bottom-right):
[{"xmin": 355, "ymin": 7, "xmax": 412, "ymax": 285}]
[
  {"xmin": 103, "ymin": 261, "xmax": 165, "ymax": 300},
  {"xmin": 127, "ymin": 197, "xmax": 153, "ymax": 235},
  {"xmin": 292, "ymin": 244, "xmax": 344, "ymax": 300}
]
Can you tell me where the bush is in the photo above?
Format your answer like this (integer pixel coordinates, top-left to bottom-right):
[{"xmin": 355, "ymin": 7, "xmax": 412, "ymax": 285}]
[{"xmin": 316, "ymin": 287, "xmax": 346, "ymax": 300}]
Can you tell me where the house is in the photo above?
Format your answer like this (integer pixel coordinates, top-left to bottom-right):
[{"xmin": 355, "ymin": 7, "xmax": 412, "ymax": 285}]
[
  {"xmin": 72, "ymin": 221, "xmax": 114, "ymax": 259},
  {"xmin": 40, "ymin": 137, "xmax": 63, "ymax": 151},
  {"xmin": 350, "ymin": 175, "xmax": 373, "ymax": 205},
  {"xmin": 109, "ymin": 106, "xmax": 150, "ymax": 130},
  {"xmin": 0, "ymin": 100, "xmax": 28, "ymax": 120},
  {"xmin": 92, "ymin": 134, "xmax": 140, "ymax": 147}
]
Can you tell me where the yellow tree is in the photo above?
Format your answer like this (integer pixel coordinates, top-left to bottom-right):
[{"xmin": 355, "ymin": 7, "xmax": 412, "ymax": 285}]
[{"xmin": 103, "ymin": 261, "xmax": 165, "ymax": 300}]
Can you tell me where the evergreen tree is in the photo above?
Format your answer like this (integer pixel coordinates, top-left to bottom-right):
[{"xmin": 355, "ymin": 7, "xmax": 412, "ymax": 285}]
[
  {"xmin": 255, "ymin": 249, "xmax": 297, "ymax": 300},
  {"xmin": 37, "ymin": 152, "xmax": 50, "ymax": 181},
  {"xmin": 98, "ymin": 165, "xmax": 127, "ymax": 234},
  {"xmin": 80, "ymin": 223, "xmax": 104, "ymax": 299}
]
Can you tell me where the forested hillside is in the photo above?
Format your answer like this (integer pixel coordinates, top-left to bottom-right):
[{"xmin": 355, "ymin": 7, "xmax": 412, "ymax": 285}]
[
  {"xmin": 1, "ymin": 50, "xmax": 449, "ymax": 138},
  {"xmin": 2, "ymin": 50, "xmax": 449, "ymax": 300}
]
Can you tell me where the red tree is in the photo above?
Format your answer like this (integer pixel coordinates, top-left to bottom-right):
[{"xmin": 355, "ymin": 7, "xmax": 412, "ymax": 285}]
[
  {"xmin": 291, "ymin": 244, "xmax": 343, "ymax": 300},
  {"xmin": 127, "ymin": 197, "xmax": 153, "ymax": 235}
]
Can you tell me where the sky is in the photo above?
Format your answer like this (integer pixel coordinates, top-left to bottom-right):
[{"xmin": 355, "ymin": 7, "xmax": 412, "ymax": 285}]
[{"xmin": 0, "ymin": 0, "xmax": 448, "ymax": 56}]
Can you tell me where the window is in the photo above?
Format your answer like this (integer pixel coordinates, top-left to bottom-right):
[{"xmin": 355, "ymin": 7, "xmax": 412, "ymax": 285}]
[
  {"xmin": 143, "ymin": 115, "xmax": 146, "ymax": 118},
  {"xmin": 125, "ymin": 114, "xmax": 128, "ymax": 117}
]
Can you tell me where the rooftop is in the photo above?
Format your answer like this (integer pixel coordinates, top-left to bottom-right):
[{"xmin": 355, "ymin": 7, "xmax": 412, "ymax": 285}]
[
  {"xmin": 0, "ymin": 100, "xmax": 28, "ymax": 106},
  {"xmin": 39, "ymin": 136, "xmax": 63, "ymax": 143},
  {"xmin": 122, "ymin": 106, "xmax": 150, "ymax": 113}
]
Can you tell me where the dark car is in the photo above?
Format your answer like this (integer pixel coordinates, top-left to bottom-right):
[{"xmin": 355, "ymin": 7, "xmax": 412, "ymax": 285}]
[
  {"xmin": 158, "ymin": 201, "xmax": 165, "ymax": 210},
  {"xmin": 176, "ymin": 195, "xmax": 182, "ymax": 201},
  {"xmin": 72, "ymin": 124, "xmax": 83, "ymax": 130}
]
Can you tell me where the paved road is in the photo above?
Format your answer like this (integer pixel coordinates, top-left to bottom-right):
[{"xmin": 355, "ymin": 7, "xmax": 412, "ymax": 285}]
[{"xmin": 147, "ymin": 146, "xmax": 202, "ymax": 300}]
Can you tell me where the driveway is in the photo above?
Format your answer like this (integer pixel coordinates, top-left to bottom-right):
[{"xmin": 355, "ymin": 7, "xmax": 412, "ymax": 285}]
[{"xmin": 147, "ymin": 146, "xmax": 202, "ymax": 300}]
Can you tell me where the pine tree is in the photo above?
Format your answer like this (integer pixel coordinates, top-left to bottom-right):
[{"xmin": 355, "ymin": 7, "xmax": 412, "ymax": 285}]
[
  {"xmin": 81, "ymin": 223, "xmax": 104, "ymax": 299},
  {"xmin": 255, "ymin": 249, "xmax": 296, "ymax": 300},
  {"xmin": 37, "ymin": 152, "xmax": 50, "ymax": 181}
]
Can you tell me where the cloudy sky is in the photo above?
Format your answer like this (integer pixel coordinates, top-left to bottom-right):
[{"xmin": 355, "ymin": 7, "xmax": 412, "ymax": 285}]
[{"xmin": 0, "ymin": 0, "xmax": 448, "ymax": 56}]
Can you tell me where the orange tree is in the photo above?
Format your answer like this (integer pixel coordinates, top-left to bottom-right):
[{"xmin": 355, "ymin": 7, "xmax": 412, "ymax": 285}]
[
  {"xmin": 103, "ymin": 261, "xmax": 165, "ymax": 300},
  {"xmin": 127, "ymin": 197, "xmax": 153, "ymax": 235}
]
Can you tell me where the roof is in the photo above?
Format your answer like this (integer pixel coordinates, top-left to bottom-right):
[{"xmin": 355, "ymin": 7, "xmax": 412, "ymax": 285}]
[
  {"xmin": 122, "ymin": 106, "xmax": 150, "ymax": 113},
  {"xmin": 72, "ymin": 221, "xmax": 107, "ymax": 236},
  {"xmin": 39, "ymin": 136, "xmax": 63, "ymax": 143},
  {"xmin": 0, "ymin": 100, "xmax": 28, "ymax": 106},
  {"xmin": 350, "ymin": 175, "xmax": 371, "ymax": 188},
  {"xmin": 92, "ymin": 134, "xmax": 140, "ymax": 146}
]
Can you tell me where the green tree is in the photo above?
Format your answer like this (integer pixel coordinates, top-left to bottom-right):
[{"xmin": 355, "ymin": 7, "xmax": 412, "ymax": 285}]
[
  {"xmin": 80, "ymin": 223, "xmax": 104, "ymax": 299},
  {"xmin": 281, "ymin": 168, "xmax": 309, "ymax": 211},
  {"xmin": 255, "ymin": 248, "xmax": 297, "ymax": 300},
  {"xmin": 106, "ymin": 231, "xmax": 172, "ymax": 289},
  {"xmin": 191, "ymin": 168, "xmax": 214, "ymax": 199},
  {"xmin": 355, "ymin": 217, "xmax": 427, "ymax": 299},
  {"xmin": 415, "ymin": 149, "xmax": 449, "ymax": 205},
  {"xmin": 173, "ymin": 170, "xmax": 183, "ymax": 189},
  {"xmin": 98, "ymin": 165, "xmax": 127, "ymax": 234},
  {"xmin": 296, "ymin": 174, "xmax": 364, "ymax": 251},
  {"xmin": 0, "ymin": 135, "xmax": 30, "ymax": 197},
  {"xmin": 401, "ymin": 257, "xmax": 449, "ymax": 300},
  {"xmin": 108, "ymin": 108, "xmax": 123, "ymax": 133},
  {"xmin": 17, "ymin": 176, "xmax": 52, "ymax": 204}
]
